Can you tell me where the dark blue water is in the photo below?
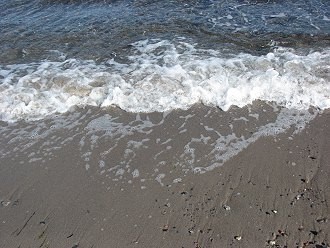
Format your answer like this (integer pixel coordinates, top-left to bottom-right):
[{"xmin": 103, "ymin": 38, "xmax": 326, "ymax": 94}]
[{"xmin": 1, "ymin": 0, "xmax": 329, "ymax": 63}]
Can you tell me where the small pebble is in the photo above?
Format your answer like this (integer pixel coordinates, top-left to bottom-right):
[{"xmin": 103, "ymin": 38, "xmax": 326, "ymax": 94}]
[
  {"xmin": 1, "ymin": 201, "xmax": 10, "ymax": 207},
  {"xmin": 223, "ymin": 205, "xmax": 231, "ymax": 211},
  {"xmin": 162, "ymin": 224, "xmax": 169, "ymax": 232},
  {"xmin": 268, "ymin": 240, "xmax": 276, "ymax": 245}
]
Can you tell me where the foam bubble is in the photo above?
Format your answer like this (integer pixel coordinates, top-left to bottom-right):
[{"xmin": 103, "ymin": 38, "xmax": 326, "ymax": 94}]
[{"xmin": 1, "ymin": 40, "xmax": 329, "ymax": 122}]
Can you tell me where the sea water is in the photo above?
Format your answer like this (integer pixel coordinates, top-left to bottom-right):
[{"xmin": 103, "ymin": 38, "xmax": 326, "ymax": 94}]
[{"xmin": 0, "ymin": 0, "xmax": 329, "ymax": 186}]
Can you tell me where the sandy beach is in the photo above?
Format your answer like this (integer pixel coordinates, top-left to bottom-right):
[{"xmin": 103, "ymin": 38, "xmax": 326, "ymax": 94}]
[
  {"xmin": 0, "ymin": 104, "xmax": 329, "ymax": 248},
  {"xmin": 1, "ymin": 0, "xmax": 330, "ymax": 247}
]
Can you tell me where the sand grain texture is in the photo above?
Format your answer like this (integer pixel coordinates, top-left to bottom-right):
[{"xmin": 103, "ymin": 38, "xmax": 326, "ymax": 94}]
[{"xmin": 0, "ymin": 109, "xmax": 329, "ymax": 248}]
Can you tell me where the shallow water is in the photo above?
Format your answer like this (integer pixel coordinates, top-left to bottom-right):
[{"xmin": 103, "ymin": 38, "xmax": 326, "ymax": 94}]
[
  {"xmin": 0, "ymin": 0, "xmax": 329, "ymax": 181},
  {"xmin": 0, "ymin": 102, "xmax": 318, "ymax": 186}
]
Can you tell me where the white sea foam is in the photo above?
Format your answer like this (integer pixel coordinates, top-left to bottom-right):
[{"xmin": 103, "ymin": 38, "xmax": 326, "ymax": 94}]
[{"xmin": 0, "ymin": 39, "xmax": 329, "ymax": 122}]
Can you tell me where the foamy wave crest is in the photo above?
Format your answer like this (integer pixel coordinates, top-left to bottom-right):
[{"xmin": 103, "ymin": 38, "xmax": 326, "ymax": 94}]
[{"xmin": 0, "ymin": 39, "xmax": 329, "ymax": 121}]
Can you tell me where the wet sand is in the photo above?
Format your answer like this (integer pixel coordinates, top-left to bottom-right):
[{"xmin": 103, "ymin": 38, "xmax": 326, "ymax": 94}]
[{"xmin": 0, "ymin": 105, "xmax": 329, "ymax": 248}]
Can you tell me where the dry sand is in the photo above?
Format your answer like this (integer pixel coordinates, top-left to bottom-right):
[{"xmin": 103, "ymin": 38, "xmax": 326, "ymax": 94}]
[{"xmin": 0, "ymin": 106, "xmax": 329, "ymax": 248}]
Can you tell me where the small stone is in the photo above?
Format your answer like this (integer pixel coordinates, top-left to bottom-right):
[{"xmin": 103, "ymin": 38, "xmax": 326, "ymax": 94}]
[
  {"xmin": 316, "ymin": 217, "xmax": 327, "ymax": 223},
  {"xmin": 268, "ymin": 240, "xmax": 276, "ymax": 245},
  {"xmin": 1, "ymin": 201, "xmax": 10, "ymax": 207},
  {"xmin": 234, "ymin": 236, "xmax": 242, "ymax": 241},
  {"xmin": 223, "ymin": 205, "xmax": 231, "ymax": 211},
  {"xmin": 271, "ymin": 210, "xmax": 278, "ymax": 214},
  {"xmin": 162, "ymin": 225, "xmax": 169, "ymax": 232}
]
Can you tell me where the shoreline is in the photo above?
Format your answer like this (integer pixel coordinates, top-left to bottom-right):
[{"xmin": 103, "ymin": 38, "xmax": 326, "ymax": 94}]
[{"xmin": 0, "ymin": 105, "xmax": 329, "ymax": 247}]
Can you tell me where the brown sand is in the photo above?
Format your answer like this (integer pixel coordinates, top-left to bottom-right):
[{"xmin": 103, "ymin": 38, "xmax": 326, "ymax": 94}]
[{"xmin": 0, "ymin": 106, "xmax": 329, "ymax": 248}]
